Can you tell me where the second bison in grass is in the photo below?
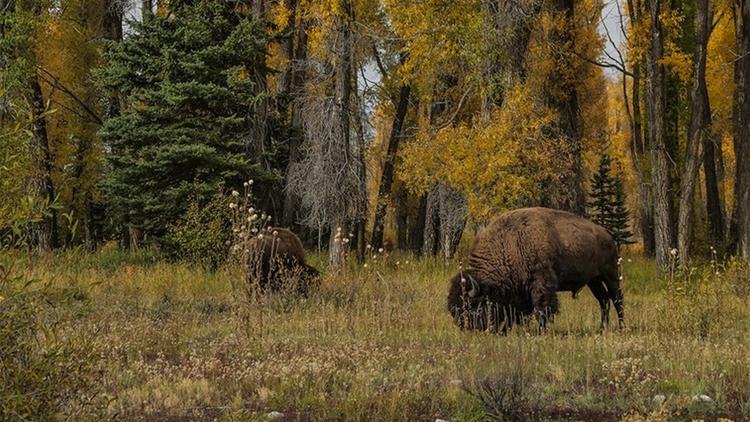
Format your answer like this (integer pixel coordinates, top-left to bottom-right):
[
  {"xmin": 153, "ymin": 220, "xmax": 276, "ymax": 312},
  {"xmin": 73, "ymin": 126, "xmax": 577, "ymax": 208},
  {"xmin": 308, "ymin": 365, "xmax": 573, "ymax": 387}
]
[
  {"xmin": 246, "ymin": 227, "xmax": 320, "ymax": 295},
  {"xmin": 448, "ymin": 207, "xmax": 624, "ymax": 333}
]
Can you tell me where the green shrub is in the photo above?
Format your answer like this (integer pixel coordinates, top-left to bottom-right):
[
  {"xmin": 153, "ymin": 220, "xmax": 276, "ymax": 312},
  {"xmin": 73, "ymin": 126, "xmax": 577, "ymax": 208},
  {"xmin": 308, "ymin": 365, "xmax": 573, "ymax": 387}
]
[{"xmin": 165, "ymin": 191, "xmax": 233, "ymax": 271}]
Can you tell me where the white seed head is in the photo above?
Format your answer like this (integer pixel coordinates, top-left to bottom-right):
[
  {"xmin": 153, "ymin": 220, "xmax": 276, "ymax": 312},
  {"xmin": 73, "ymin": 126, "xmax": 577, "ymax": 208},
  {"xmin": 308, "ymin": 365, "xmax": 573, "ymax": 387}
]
[
  {"xmin": 670, "ymin": 248, "xmax": 678, "ymax": 256},
  {"xmin": 273, "ymin": 230, "xmax": 278, "ymax": 236},
  {"xmin": 229, "ymin": 203, "xmax": 237, "ymax": 209},
  {"xmin": 378, "ymin": 248, "xmax": 384, "ymax": 253},
  {"xmin": 243, "ymin": 182, "xmax": 248, "ymax": 187},
  {"xmin": 231, "ymin": 190, "xmax": 240, "ymax": 197}
]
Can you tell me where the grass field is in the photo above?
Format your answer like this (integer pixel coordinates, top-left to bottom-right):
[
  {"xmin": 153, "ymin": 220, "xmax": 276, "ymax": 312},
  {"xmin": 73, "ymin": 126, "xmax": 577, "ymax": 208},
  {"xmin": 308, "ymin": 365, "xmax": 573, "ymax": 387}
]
[{"xmin": 2, "ymin": 247, "xmax": 750, "ymax": 421}]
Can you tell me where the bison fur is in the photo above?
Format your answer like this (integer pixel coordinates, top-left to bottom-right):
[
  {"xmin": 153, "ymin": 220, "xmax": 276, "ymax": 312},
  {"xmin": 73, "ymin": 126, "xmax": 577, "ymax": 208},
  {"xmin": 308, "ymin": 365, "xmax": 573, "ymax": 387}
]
[
  {"xmin": 246, "ymin": 227, "xmax": 320, "ymax": 295},
  {"xmin": 447, "ymin": 207, "xmax": 624, "ymax": 333}
]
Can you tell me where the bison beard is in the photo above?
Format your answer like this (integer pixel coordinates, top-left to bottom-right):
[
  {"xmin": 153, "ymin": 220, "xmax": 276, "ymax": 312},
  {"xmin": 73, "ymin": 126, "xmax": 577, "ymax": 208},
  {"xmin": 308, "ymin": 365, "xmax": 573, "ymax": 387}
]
[
  {"xmin": 447, "ymin": 207, "xmax": 625, "ymax": 333},
  {"xmin": 246, "ymin": 227, "xmax": 320, "ymax": 295}
]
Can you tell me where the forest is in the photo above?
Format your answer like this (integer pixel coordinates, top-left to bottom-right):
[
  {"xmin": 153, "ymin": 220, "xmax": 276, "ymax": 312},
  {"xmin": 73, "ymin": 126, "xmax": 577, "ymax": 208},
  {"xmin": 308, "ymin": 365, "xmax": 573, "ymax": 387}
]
[{"xmin": 2, "ymin": 0, "xmax": 750, "ymax": 420}]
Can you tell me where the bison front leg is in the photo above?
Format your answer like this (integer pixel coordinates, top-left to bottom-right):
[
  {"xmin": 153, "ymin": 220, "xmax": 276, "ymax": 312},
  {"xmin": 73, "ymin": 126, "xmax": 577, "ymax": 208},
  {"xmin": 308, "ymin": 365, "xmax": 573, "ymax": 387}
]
[{"xmin": 530, "ymin": 270, "xmax": 559, "ymax": 333}]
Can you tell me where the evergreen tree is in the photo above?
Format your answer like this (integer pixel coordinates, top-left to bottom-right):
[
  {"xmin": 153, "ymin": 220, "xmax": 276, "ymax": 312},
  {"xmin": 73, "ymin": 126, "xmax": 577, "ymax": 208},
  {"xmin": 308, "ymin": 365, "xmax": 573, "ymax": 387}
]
[
  {"xmin": 588, "ymin": 153, "xmax": 615, "ymax": 228},
  {"xmin": 610, "ymin": 178, "xmax": 635, "ymax": 246},
  {"xmin": 97, "ymin": 1, "xmax": 270, "ymax": 239},
  {"xmin": 589, "ymin": 153, "xmax": 634, "ymax": 246}
]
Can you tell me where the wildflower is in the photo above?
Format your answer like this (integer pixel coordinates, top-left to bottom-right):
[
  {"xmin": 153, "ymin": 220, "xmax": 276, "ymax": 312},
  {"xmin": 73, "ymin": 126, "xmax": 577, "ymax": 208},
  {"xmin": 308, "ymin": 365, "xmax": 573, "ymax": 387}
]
[
  {"xmin": 258, "ymin": 234, "xmax": 264, "ymax": 239},
  {"xmin": 378, "ymin": 248, "xmax": 384, "ymax": 253},
  {"xmin": 248, "ymin": 179, "xmax": 254, "ymax": 185},
  {"xmin": 405, "ymin": 260, "xmax": 410, "ymax": 264},
  {"xmin": 363, "ymin": 263, "xmax": 368, "ymax": 268},
  {"xmin": 243, "ymin": 182, "xmax": 248, "ymax": 187},
  {"xmin": 395, "ymin": 261, "xmax": 400, "ymax": 265},
  {"xmin": 248, "ymin": 207, "xmax": 255, "ymax": 214},
  {"xmin": 251, "ymin": 228, "xmax": 258, "ymax": 233},
  {"xmin": 229, "ymin": 203, "xmax": 237, "ymax": 209},
  {"xmin": 366, "ymin": 244, "xmax": 371, "ymax": 249},
  {"xmin": 343, "ymin": 238, "xmax": 349, "ymax": 243},
  {"xmin": 670, "ymin": 248, "xmax": 678, "ymax": 257},
  {"xmin": 231, "ymin": 190, "xmax": 240, "ymax": 197},
  {"xmin": 627, "ymin": 258, "xmax": 632, "ymax": 263},
  {"xmin": 272, "ymin": 230, "xmax": 278, "ymax": 236},
  {"xmin": 617, "ymin": 257, "xmax": 623, "ymax": 264}
]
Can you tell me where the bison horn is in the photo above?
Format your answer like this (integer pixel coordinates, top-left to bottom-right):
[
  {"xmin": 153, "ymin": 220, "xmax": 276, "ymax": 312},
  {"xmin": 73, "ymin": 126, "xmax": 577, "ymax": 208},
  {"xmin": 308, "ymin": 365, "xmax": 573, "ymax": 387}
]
[{"xmin": 467, "ymin": 274, "xmax": 480, "ymax": 298}]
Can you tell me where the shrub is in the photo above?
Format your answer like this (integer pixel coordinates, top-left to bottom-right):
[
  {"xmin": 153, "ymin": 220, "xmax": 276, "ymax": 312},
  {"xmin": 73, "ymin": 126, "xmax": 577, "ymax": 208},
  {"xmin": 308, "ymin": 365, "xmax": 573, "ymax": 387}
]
[{"xmin": 166, "ymin": 191, "xmax": 233, "ymax": 271}]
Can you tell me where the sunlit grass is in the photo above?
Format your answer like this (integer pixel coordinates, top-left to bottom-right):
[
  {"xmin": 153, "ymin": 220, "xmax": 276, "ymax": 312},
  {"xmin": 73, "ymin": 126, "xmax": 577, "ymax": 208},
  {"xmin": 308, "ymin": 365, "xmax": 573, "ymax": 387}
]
[{"xmin": 9, "ymin": 248, "xmax": 750, "ymax": 420}]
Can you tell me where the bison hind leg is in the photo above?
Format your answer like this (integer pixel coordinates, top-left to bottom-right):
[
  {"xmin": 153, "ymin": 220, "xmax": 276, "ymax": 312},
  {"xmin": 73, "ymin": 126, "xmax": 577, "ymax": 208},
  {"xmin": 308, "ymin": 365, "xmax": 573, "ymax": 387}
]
[{"xmin": 587, "ymin": 278, "xmax": 611, "ymax": 332}]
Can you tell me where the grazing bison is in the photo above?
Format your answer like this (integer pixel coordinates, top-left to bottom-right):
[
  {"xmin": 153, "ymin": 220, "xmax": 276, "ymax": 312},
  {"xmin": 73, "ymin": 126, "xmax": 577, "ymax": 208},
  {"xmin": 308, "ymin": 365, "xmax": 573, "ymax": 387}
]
[
  {"xmin": 246, "ymin": 227, "xmax": 320, "ymax": 294},
  {"xmin": 447, "ymin": 207, "xmax": 624, "ymax": 333}
]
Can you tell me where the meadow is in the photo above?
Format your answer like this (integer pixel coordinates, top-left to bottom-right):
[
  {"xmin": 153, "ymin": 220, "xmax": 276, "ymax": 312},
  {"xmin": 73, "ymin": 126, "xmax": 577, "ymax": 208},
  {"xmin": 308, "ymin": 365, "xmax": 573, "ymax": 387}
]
[{"xmin": 2, "ymin": 247, "xmax": 750, "ymax": 421}]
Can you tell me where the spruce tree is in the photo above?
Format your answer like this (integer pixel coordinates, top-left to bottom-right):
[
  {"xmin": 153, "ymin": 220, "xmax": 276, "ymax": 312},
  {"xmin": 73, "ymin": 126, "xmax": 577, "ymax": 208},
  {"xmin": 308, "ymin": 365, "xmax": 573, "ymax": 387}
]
[
  {"xmin": 588, "ymin": 153, "xmax": 615, "ymax": 228},
  {"xmin": 589, "ymin": 153, "xmax": 634, "ymax": 246},
  {"xmin": 97, "ymin": 1, "xmax": 270, "ymax": 239},
  {"xmin": 610, "ymin": 178, "xmax": 635, "ymax": 245}
]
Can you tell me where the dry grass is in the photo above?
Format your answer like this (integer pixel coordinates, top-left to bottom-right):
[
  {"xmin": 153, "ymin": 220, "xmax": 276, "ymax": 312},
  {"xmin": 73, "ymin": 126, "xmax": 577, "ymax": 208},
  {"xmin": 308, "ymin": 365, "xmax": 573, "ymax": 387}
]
[{"xmin": 6, "ymin": 248, "xmax": 750, "ymax": 421}]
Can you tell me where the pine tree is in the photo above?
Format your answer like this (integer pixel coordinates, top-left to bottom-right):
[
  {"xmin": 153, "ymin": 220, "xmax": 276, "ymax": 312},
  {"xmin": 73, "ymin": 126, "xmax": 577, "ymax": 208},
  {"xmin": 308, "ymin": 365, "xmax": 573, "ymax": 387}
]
[
  {"xmin": 588, "ymin": 153, "xmax": 615, "ymax": 228},
  {"xmin": 97, "ymin": 1, "xmax": 270, "ymax": 239},
  {"xmin": 589, "ymin": 153, "xmax": 634, "ymax": 246},
  {"xmin": 610, "ymin": 178, "xmax": 635, "ymax": 245}
]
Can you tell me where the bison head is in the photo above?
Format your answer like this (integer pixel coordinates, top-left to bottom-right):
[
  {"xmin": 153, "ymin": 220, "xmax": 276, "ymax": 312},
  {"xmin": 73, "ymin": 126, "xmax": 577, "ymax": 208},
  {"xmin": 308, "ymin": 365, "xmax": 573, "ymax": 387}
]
[
  {"xmin": 447, "ymin": 271, "xmax": 529, "ymax": 333},
  {"xmin": 447, "ymin": 271, "xmax": 496, "ymax": 331}
]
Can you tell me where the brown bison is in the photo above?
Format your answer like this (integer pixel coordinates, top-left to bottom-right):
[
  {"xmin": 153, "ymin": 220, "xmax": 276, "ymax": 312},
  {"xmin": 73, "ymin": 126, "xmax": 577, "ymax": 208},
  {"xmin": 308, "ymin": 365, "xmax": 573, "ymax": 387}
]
[
  {"xmin": 447, "ymin": 207, "xmax": 624, "ymax": 333},
  {"xmin": 246, "ymin": 227, "xmax": 320, "ymax": 294}
]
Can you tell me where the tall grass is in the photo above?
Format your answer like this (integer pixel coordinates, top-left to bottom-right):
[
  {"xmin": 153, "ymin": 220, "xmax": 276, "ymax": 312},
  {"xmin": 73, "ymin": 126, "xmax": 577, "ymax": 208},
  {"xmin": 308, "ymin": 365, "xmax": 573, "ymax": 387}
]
[{"xmin": 5, "ymin": 248, "xmax": 750, "ymax": 420}]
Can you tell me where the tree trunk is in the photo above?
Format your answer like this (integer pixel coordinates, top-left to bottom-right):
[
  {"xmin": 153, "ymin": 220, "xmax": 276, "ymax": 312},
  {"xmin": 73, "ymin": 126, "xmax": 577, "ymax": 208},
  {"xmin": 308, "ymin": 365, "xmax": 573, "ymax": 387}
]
[
  {"xmin": 625, "ymin": 0, "xmax": 655, "ymax": 257},
  {"xmin": 141, "ymin": 0, "xmax": 152, "ymax": 20},
  {"xmin": 549, "ymin": 0, "xmax": 585, "ymax": 214},
  {"xmin": 732, "ymin": 0, "xmax": 750, "ymax": 259},
  {"xmin": 27, "ymin": 77, "xmax": 58, "ymax": 251},
  {"xmin": 703, "ymin": 135, "xmax": 725, "ymax": 244},
  {"xmin": 410, "ymin": 194, "xmax": 427, "ymax": 254},
  {"xmin": 647, "ymin": 0, "xmax": 674, "ymax": 271},
  {"xmin": 371, "ymin": 83, "xmax": 411, "ymax": 251},
  {"xmin": 395, "ymin": 186, "xmax": 408, "ymax": 249},
  {"xmin": 282, "ymin": 16, "xmax": 309, "ymax": 227},
  {"xmin": 329, "ymin": 0, "xmax": 353, "ymax": 268},
  {"xmin": 481, "ymin": 0, "xmax": 540, "ymax": 110},
  {"xmin": 677, "ymin": 0, "xmax": 711, "ymax": 265}
]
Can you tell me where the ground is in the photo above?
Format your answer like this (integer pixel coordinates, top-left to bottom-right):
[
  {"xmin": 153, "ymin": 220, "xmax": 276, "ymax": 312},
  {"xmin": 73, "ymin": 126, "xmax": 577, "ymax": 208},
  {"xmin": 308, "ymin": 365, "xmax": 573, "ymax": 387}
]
[{"xmin": 2, "ymin": 248, "xmax": 750, "ymax": 421}]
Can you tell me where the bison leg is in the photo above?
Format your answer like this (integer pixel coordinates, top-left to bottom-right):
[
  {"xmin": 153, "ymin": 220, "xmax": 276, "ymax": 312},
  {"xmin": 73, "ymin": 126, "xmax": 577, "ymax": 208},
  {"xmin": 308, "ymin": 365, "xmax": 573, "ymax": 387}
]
[
  {"xmin": 530, "ymin": 270, "xmax": 559, "ymax": 333},
  {"xmin": 602, "ymin": 275, "xmax": 625, "ymax": 329},
  {"xmin": 587, "ymin": 279, "xmax": 610, "ymax": 332}
]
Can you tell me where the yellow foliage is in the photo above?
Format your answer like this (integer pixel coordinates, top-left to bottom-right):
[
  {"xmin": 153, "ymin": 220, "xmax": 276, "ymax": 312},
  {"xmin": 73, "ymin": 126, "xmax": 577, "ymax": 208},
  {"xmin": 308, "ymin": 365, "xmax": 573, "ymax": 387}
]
[{"xmin": 399, "ymin": 86, "xmax": 561, "ymax": 221}]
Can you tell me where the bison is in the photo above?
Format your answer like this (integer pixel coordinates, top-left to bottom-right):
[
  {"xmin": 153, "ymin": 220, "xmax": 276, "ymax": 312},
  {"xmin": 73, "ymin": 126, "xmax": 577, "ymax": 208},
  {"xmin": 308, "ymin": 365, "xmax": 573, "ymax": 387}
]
[
  {"xmin": 246, "ymin": 227, "xmax": 320, "ymax": 295},
  {"xmin": 447, "ymin": 207, "xmax": 624, "ymax": 333}
]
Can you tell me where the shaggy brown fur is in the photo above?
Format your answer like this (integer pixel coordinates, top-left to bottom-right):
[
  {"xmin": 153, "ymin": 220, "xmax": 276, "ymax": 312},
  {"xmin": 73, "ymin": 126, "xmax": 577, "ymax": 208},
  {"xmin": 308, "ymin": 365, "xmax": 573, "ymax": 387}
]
[
  {"xmin": 246, "ymin": 227, "xmax": 320, "ymax": 294},
  {"xmin": 447, "ymin": 207, "xmax": 624, "ymax": 333}
]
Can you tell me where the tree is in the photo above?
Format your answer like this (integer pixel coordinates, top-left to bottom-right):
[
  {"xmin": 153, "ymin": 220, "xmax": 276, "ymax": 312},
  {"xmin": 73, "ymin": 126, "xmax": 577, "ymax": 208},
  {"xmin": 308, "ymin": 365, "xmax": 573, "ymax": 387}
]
[
  {"xmin": 646, "ymin": 0, "xmax": 675, "ymax": 271},
  {"xmin": 733, "ymin": 0, "xmax": 750, "ymax": 259},
  {"xmin": 589, "ymin": 153, "xmax": 634, "ymax": 246},
  {"xmin": 97, "ymin": 1, "xmax": 269, "ymax": 240},
  {"xmin": 589, "ymin": 153, "xmax": 616, "ymax": 228},
  {"xmin": 677, "ymin": 0, "xmax": 712, "ymax": 265},
  {"xmin": 610, "ymin": 178, "xmax": 635, "ymax": 246}
]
